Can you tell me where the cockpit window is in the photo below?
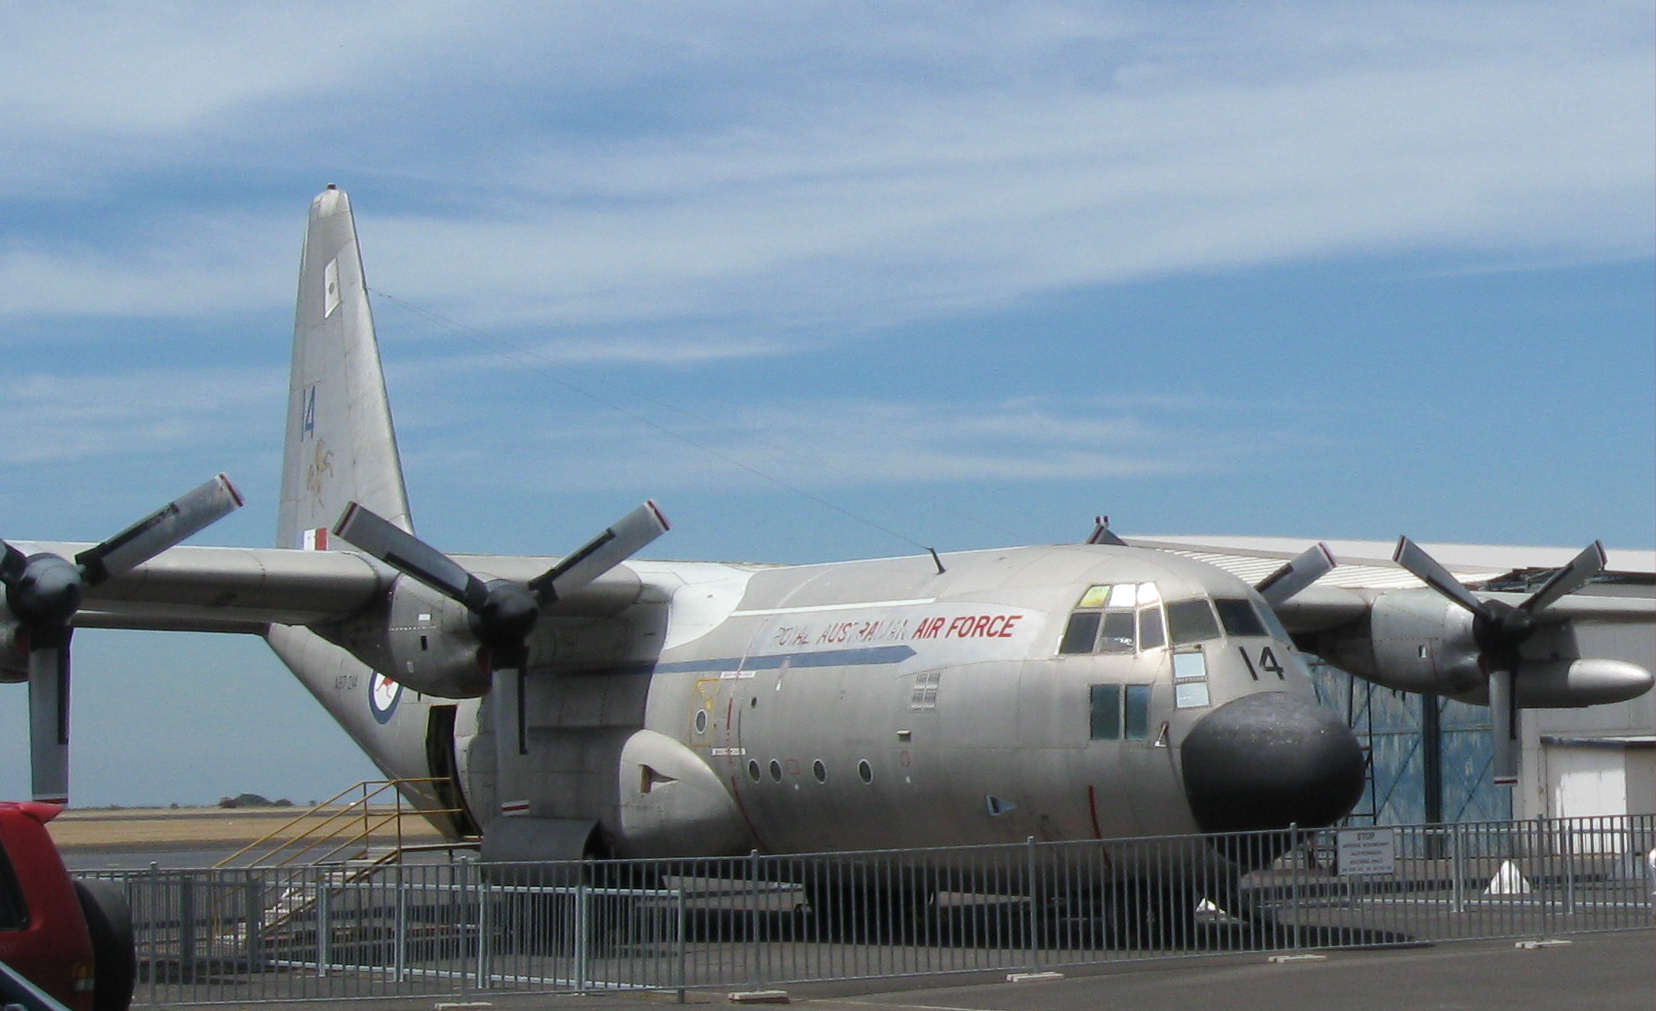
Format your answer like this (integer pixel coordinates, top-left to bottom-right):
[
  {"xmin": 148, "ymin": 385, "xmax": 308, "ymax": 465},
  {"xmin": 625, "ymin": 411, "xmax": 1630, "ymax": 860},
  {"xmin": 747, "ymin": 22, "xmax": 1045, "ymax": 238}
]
[
  {"xmin": 1138, "ymin": 605, "xmax": 1165, "ymax": 650},
  {"xmin": 1214, "ymin": 598, "xmax": 1267, "ymax": 638},
  {"xmin": 1099, "ymin": 611, "xmax": 1135, "ymax": 653},
  {"xmin": 1060, "ymin": 583, "xmax": 1163, "ymax": 656},
  {"xmin": 1059, "ymin": 612, "xmax": 1102, "ymax": 654},
  {"xmin": 1165, "ymin": 599, "xmax": 1220, "ymax": 645}
]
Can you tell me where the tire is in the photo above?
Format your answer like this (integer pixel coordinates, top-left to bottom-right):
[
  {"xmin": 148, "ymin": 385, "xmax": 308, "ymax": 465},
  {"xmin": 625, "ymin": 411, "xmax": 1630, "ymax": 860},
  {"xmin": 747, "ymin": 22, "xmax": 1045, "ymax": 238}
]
[{"xmin": 73, "ymin": 879, "xmax": 136, "ymax": 1011}]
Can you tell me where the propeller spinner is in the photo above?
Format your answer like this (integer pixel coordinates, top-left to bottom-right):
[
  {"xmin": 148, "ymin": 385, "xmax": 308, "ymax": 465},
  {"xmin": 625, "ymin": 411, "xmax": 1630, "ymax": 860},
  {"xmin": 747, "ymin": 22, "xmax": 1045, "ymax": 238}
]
[
  {"xmin": 1, "ymin": 474, "xmax": 244, "ymax": 804},
  {"xmin": 1392, "ymin": 536, "xmax": 1606, "ymax": 787},
  {"xmin": 333, "ymin": 500, "xmax": 669, "ymax": 816}
]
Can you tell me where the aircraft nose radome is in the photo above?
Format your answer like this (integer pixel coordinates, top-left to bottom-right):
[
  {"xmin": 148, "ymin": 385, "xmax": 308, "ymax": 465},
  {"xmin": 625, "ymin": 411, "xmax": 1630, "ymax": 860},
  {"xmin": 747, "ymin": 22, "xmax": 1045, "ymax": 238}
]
[{"xmin": 1180, "ymin": 692, "xmax": 1366, "ymax": 835}]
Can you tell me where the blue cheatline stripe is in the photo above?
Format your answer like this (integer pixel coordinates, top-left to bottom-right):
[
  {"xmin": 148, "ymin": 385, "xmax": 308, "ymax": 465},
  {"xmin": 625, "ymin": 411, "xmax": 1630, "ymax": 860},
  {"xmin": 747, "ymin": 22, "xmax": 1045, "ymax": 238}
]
[{"xmin": 653, "ymin": 644, "xmax": 916, "ymax": 675}]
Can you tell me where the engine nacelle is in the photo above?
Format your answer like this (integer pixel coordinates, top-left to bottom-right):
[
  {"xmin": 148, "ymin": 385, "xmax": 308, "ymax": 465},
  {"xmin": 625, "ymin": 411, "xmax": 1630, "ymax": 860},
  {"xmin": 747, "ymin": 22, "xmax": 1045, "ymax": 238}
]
[
  {"xmin": 325, "ymin": 576, "xmax": 490, "ymax": 698},
  {"xmin": 1513, "ymin": 657, "xmax": 1652, "ymax": 708},
  {"xmin": 1315, "ymin": 589, "xmax": 1483, "ymax": 699},
  {"xmin": 0, "ymin": 606, "xmax": 25, "ymax": 683},
  {"xmin": 1313, "ymin": 588, "xmax": 1654, "ymax": 707}
]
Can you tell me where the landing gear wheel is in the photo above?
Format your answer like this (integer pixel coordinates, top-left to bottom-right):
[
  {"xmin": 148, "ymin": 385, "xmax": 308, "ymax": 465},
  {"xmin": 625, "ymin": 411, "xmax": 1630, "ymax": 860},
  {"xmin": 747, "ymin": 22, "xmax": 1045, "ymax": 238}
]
[{"xmin": 74, "ymin": 879, "xmax": 136, "ymax": 1011}]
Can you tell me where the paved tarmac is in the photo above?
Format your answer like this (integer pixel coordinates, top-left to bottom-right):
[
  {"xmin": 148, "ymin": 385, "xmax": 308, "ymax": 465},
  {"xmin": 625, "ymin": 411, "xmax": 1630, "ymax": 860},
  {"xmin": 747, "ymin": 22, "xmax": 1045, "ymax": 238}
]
[{"xmin": 201, "ymin": 928, "xmax": 1652, "ymax": 1011}]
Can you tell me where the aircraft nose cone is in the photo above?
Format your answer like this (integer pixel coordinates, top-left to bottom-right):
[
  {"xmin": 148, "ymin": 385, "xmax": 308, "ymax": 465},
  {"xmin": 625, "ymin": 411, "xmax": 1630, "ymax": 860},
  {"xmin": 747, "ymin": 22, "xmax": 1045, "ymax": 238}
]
[{"xmin": 1180, "ymin": 692, "xmax": 1365, "ymax": 834}]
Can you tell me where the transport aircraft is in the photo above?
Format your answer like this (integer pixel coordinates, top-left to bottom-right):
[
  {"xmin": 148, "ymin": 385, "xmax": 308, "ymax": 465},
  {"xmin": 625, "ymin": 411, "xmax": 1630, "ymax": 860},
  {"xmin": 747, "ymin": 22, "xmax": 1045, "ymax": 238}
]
[{"xmin": 1, "ymin": 187, "xmax": 1649, "ymax": 900}]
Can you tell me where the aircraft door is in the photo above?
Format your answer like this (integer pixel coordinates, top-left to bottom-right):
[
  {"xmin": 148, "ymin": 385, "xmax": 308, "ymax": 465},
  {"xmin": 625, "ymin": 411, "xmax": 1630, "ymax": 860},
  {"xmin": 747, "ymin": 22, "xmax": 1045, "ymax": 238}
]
[
  {"xmin": 425, "ymin": 704, "xmax": 482, "ymax": 839},
  {"xmin": 698, "ymin": 673, "xmax": 751, "ymax": 783}
]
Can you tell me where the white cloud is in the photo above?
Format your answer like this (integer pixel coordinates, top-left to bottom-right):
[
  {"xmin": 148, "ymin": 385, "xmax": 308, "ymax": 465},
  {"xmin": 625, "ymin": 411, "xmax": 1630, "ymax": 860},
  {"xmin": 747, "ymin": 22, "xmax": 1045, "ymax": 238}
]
[
  {"xmin": 0, "ymin": 2, "xmax": 1648, "ymax": 349},
  {"xmin": 396, "ymin": 393, "xmax": 1302, "ymax": 496},
  {"xmin": 0, "ymin": 365, "xmax": 284, "ymax": 465}
]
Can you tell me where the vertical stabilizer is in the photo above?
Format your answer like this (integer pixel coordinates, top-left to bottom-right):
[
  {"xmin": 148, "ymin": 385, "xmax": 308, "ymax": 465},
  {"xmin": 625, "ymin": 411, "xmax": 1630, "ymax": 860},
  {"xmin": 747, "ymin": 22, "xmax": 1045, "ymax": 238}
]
[{"xmin": 278, "ymin": 185, "xmax": 412, "ymax": 549}]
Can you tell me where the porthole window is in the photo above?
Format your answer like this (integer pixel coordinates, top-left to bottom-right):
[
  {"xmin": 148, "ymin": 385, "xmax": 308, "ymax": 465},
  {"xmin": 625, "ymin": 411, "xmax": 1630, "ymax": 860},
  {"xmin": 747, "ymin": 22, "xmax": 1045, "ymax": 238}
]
[
  {"xmin": 769, "ymin": 759, "xmax": 783, "ymax": 782},
  {"xmin": 747, "ymin": 759, "xmax": 761, "ymax": 782},
  {"xmin": 857, "ymin": 759, "xmax": 874, "ymax": 784},
  {"xmin": 694, "ymin": 709, "xmax": 708, "ymax": 734},
  {"xmin": 813, "ymin": 759, "xmax": 827, "ymax": 783}
]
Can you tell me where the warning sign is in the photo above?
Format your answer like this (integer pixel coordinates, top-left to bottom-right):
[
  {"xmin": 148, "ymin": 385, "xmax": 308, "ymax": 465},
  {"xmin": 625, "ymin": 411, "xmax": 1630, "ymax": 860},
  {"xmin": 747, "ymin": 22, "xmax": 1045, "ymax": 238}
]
[{"xmin": 1337, "ymin": 828, "xmax": 1396, "ymax": 876}]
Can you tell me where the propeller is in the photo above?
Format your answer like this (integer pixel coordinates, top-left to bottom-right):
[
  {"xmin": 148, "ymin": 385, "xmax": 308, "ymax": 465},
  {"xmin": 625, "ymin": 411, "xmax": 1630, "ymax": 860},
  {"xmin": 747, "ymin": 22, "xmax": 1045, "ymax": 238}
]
[
  {"xmin": 1, "ymin": 475, "xmax": 243, "ymax": 804},
  {"xmin": 1254, "ymin": 542, "xmax": 1336, "ymax": 607},
  {"xmin": 1392, "ymin": 536, "xmax": 1606, "ymax": 786},
  {"xmin": 333, "ymin": 500, "xmax": 669, "ymax": 815}
]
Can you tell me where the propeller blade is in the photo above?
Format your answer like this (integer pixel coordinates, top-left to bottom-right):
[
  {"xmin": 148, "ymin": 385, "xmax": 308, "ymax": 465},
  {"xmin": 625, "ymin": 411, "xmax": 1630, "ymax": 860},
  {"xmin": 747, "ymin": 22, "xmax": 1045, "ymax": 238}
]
[
  {"xmin": 1254, "ymin": 542, "xmax": 1336, "ymax": 607},
  {"xmin": 27, "ymin": 635, "xmax": 70, "ymax": 804},
  {"xmin": 528, "ymin": 501, "xmax": 669, "ymax": 604},
  {"xmin": 75, "ymin": 474, "xmax": 244, "ymax": 585},
  {"xmin": 334, "ymin": 502, "xmax": 490, "ymax": 612},
  {"xmin": 1488, "ymin": 667, "xmax": 1518, "ymax": 786},
  {"xmin": 0, "ymin": 541, "xmax": 26, "ymax": 584},
  {"xmin": 1520, "ymin": 541, "xmax": 1606, "ymax": 615},
  {"xmin": 491, "ymin": 661, "xmax": 530, "ymax": 818},
  {"xmin": 1392, "ymin": 536, "xmax": 1486, "ymax": 616}
]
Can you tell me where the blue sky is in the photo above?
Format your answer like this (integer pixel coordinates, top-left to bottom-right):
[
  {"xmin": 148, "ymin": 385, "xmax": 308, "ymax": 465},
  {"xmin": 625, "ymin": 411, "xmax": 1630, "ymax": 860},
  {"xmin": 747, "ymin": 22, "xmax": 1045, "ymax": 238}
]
[{"xmin": 0, "ymin": 3, "xmax": 1650, "ymax": 807}]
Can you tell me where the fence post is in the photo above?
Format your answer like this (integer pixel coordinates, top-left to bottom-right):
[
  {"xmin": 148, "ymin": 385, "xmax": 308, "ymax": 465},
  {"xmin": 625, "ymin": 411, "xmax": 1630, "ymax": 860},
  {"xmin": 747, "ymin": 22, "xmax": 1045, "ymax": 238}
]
[
  {"xmin": 676, "ymin": 884, "xmax": 688, "ymax": 1005},
  {"xmin": 316, "ymin": 865, "xmax": 330, "ymax": 977},
  {"xmin": 575, "ymin": 876, "xmax": 590, "ymax": 993},
  {"xmin": 1562, "ymin": 818, "xmax": 1575, "ymax": 917},
  {"xmin": 244, "ymin": 870, "xmax": 264, "ymax": 967},
  {"xmin": 747, "ymin": 850, "xmax": 762, "ymax": 990},
  {"xmin": 178, "ymin": 875, "xmax": 196, "ymax": 973},
  {"xmin": 1451, "ymin": 821, "xmax": 1464, "ymax": 914},
  {"xmin": 394, "ymin": 861, "xmax": 407, "ymax": 983},
  {"xmin": 476, "ymin": 863, "xmax": 491, "ymax": 990},
  {"xmin": 144, "ymin": 863, "xmax": 158, "ymax": 1007},
  {"xmin": 1025, "ymin": 836, "xmax": 1040, "ymax": 973},
  {"xmin": 1289, "ymin": 824, "xmax": 1301, "ymax": 952}
]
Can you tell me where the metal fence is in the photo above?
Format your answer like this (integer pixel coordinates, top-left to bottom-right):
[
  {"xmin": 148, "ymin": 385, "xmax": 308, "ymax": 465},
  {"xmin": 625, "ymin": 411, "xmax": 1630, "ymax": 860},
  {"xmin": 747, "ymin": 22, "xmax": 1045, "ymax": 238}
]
[{"xmin": 88, "ymin": 813, "xmax": 1655, "ymax": 1005}]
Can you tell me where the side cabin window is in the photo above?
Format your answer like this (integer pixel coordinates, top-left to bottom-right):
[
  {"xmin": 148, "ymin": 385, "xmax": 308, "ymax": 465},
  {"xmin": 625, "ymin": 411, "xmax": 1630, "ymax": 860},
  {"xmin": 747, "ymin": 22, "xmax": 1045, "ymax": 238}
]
[
  {"xmin": 1090, "ymin": 683, "xmax": 1152, "ymax": 741},
  {"xmin": 1059, "ymin": 582, "xmax": 1163, "ymax": 655}
]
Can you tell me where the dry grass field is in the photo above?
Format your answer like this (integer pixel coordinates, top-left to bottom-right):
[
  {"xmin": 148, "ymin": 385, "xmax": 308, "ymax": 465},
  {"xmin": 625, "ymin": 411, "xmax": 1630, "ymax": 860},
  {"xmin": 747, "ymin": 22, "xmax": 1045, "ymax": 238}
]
[{"xmin": 46, "ymin": 805, "xmax": 447, "ymax": 852}]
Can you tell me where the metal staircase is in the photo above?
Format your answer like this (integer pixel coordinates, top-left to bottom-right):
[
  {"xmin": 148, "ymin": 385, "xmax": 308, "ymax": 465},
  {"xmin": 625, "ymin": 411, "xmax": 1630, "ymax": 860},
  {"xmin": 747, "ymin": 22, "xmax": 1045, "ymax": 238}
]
[{"xmin": 211, "ymin": 779, "xmax": 479, "ymax": 945}]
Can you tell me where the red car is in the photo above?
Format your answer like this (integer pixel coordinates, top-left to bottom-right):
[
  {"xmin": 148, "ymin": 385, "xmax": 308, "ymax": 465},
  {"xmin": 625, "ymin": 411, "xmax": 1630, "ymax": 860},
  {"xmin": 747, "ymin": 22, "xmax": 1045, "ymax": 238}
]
[{"xmin": 0, "ymin": 802, "xmax": 133, "ymax": 1011}]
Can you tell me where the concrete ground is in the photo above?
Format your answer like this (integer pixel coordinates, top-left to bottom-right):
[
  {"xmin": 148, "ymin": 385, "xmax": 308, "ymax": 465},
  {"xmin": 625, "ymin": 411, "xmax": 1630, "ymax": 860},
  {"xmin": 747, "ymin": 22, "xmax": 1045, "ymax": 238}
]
[{"xmin": 202, "ymin": 928, "xmax": 1653, "ymax": 1011}]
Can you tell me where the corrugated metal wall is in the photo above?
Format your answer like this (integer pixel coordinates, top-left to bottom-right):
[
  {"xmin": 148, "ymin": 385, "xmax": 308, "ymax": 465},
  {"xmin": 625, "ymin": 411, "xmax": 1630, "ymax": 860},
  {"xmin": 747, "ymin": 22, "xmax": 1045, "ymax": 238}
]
[{"xmin": 1309, "ymin": 659, "xmax": 1512, "ymax": 826}]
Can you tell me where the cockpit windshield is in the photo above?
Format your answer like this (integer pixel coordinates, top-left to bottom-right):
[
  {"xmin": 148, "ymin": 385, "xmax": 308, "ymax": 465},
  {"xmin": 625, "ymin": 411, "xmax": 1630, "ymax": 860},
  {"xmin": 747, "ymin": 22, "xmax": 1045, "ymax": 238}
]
[
  {"xmin": 1058, "ymin": 582, "xmax": 1164, "ymax": 656},
  {"xmin": 1165, "ymin": 598, "xmax": 1219, "ymax": 645},
  {"xmin": 1213, "ymin": 598, "xmax": 1266, "ymax": 637},
  {"xmin": 1062, "ymin": 585, "xmax": 1289, "ymax": 655}
]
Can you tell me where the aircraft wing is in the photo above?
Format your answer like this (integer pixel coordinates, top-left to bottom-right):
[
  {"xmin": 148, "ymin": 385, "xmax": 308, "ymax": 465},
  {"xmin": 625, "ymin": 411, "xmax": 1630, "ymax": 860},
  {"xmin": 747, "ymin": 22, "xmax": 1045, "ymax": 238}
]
[
  {"xmin": 1125, "ymin": 535, "xmax": 1656, "ymax": 634},
  {"xmin": 5, "ymin": 542, "xmax": 390, "ymax": 633},
  {"xmin": 9, "ymin": 541, "xmax": 653, "ymax": 636}
]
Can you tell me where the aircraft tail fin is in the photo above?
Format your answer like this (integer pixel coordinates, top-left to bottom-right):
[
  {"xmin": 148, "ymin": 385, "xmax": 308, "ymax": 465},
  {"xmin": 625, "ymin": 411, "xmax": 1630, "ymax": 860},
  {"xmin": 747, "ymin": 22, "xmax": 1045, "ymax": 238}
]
[{"xmin": 277, "ymin": 185, "xmax": 412, "ymax": 549}]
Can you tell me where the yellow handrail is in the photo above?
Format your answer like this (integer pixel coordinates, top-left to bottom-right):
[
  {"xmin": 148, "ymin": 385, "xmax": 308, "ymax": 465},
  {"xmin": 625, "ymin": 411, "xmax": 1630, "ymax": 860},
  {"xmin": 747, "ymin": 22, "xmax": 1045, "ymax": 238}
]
[{"xmin": 213, "ymin": 778, "xmax": 474, "ymax": 869}]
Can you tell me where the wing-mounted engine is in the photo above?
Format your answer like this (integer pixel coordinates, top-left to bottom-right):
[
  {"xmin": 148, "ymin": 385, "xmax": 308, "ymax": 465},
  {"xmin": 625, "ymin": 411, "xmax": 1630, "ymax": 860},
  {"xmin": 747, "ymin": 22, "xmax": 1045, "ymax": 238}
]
[
  {"xmin": 1309, "ymin": 537, "xmax": 1652, "ymax": 786},
  {"xmin": 1316, "ymin": 587, "xmax": 1649, "ymax": 708},
  {"xmin": 1315, "ymin": 588, "xmax": 1483, "ymax": 698},
  {"xmin": 0, "ymin": 476, "xmax": 244, "ymax": 804},
  {"xmin": 331, "ymin": 499, "xmax": 670, "ymax": 827},
  {"xmin": 320, "ymin": 575, "xmax": 491, "ymax": 698}
]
